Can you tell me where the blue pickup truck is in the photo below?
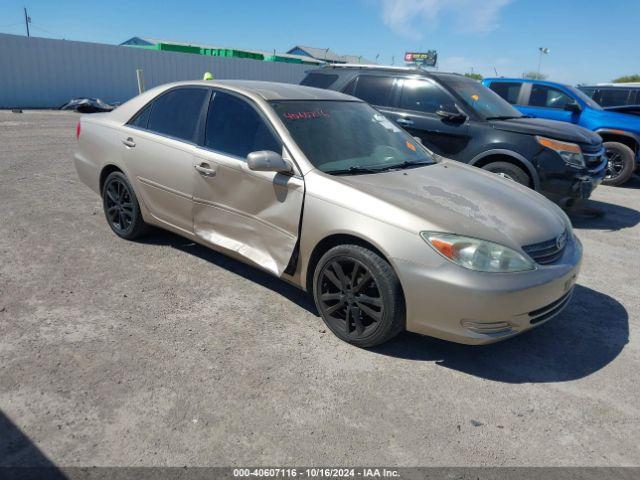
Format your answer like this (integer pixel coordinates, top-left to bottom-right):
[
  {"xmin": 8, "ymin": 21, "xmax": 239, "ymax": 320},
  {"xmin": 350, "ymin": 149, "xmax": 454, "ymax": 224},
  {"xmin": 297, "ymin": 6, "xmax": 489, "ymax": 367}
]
[{"xmin": 483, "ymin": 78, "xmax": 640, "ymax": 186}]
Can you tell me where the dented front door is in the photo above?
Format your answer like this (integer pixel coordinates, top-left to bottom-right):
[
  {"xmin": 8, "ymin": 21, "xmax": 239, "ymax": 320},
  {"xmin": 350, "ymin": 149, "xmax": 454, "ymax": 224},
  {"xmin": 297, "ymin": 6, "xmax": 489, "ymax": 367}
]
[
  {"xmin": 191, "ymin": 90, "xmax": 305, "ymax": 276},
  {"xmin": 191, "ymin": 148, "xmax": 304, "ymax": 276}
]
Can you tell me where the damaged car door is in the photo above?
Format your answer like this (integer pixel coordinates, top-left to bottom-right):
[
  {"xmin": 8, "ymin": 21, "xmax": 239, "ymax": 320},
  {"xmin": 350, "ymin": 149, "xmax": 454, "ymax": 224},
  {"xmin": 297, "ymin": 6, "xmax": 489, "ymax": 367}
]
[{"xmin": 192, "ymin": 90, "xmax": 304, "ymax": 276}]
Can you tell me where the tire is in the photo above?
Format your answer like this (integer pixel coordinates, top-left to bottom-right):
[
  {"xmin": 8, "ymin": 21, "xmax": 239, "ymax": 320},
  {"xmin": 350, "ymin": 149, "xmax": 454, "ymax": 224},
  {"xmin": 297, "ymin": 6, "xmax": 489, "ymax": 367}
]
[
  {"xmin": 312, "ymin": 244, "xmax": 405, "ymax": 348},
  {"xmin": 481, "ymin": 161, "xmax": 531, "ymax": 187},
  {"xmin": 102, "ymin": 171, "xmax": 149, "ymax": 240},
  {"xmin": 602, "ymin": 142, "xmax": 635, "ymax": 186}
]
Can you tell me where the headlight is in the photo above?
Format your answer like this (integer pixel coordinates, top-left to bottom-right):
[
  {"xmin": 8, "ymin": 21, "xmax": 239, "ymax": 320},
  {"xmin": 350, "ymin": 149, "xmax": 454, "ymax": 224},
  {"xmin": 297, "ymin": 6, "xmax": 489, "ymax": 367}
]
[
  {"xmin": 421, "ymin": 232, "xmax": 535, "ymax": 273},
  {"xmin": 536, "ymin": 136, "xmax": 585, "ymax": 168}
]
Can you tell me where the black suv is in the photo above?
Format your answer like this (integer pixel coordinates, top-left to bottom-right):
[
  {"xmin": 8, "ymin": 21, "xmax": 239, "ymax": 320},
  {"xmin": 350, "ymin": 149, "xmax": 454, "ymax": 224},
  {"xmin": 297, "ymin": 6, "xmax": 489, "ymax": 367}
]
[{"xmin": 301, "ymin": 66, "xmax": 607, "ymax": 205}]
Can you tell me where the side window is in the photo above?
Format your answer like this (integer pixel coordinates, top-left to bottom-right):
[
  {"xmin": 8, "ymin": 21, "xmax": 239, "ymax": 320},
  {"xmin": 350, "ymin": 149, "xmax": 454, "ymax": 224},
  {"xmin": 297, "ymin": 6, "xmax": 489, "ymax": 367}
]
[
  {"xmin": 350, "ymin": 75, "xmax": 395, "ymax": 107},
  {"xmin": 301, "ymin": 73, "xmax": 339, "ymax": 89},
  {"xmin": 529, "ymin": 85, "xmax": 573, "ymax": 109},
  {"xmin": 128, "ymin": 104, "xmax": 152, "ymax": 128},
  {"xmin": 598, "ymin": 89, "xmax": 630, "ymax": 107},
  {"xmin": 146, "ymin": 88, "xmax": 209, "ymax": 142},
  {"xmin": 205, "ymin": 91, "xmax": 281, "ymax": 158},
  {"xmin": 488, "ymin": 82, "xmax": 522, "ymax": 104},
  {"xmin": 398, "ymin": 78, "xmax": 455, "ymax": 113}
]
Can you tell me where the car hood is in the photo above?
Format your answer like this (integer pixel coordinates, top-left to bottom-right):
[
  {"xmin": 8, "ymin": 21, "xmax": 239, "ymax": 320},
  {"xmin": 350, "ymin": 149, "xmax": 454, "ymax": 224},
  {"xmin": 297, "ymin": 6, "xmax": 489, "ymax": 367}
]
[
  {"xmin": 490, "ymin": 117, "xmax": 602, "ymax": 145},
  {"xmin": 334, "ymin": 160, "xmax": 568, "ymax": 250},
  {"xmin": 604, "ymin": 105, "xmax": 640, "ymax": 117},
  {"xmin": 592, "ymin": 109, "xmax": 640, "ymax": 133}
]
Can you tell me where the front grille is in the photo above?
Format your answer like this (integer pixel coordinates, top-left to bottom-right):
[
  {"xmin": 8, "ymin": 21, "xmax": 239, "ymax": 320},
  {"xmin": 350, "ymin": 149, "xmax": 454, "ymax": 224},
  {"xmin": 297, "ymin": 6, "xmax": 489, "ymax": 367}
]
[
  {"xmin": 529, "ymin": 288, "xmax": 574, "ymax": 325},
  {"xmin": 522, "ymin": 231, "xmax": 568, "ymax": 265}
]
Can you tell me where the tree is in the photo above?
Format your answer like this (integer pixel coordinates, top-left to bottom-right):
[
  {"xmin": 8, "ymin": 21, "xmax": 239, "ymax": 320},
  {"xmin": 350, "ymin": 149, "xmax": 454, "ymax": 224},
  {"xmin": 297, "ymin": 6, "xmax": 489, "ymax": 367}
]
[
  {"xmin": 464, "ymin": 72, "xmax": 483, "ymax": 81},
  {"xmin": 612, "ymin": 74, "xmax": 640, "ymax": 83},
  {"xmin": 523, "ymin": 71, "xmax": 548, "ymax": 80}
]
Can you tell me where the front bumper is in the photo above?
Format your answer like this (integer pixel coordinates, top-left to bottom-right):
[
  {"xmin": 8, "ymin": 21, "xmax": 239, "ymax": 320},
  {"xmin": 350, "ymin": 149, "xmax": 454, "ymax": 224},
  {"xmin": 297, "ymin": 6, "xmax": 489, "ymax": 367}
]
[
  {"xmin": 394, "ymin": 236, "xmax": 582, "ymax": 345},
  {"xmin": 536, "ymin": 149, "xmax": 607, "ymax": 203}
]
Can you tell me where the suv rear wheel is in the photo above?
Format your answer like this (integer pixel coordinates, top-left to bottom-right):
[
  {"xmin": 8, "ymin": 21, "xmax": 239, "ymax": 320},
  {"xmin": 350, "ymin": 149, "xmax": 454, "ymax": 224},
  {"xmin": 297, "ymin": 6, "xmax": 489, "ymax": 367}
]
[
  {"xmin": 312, "ymin": 245, "xmax": 405, "ymax": 348},
  {"xmin": 481, "ymin": 161, "xmax": 531, "ymax": 187},
  {"xmin": 602, "ymin": 142, "xmax": 635, "ymax": 186}
]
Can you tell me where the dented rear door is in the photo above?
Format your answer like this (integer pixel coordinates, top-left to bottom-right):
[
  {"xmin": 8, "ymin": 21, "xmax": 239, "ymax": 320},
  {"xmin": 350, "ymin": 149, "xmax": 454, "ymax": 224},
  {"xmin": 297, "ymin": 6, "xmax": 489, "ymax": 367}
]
[{"xmin": 191, "ymin": 90, "xmax": 304, "ymax": 276}]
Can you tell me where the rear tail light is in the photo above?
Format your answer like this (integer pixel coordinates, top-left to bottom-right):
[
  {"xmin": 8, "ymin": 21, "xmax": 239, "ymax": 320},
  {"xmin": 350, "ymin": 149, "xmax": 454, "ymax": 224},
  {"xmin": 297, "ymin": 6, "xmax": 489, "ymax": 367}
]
[{"xmin": 76, "ymin": 121, "xmax": 81, "ymax": 140}]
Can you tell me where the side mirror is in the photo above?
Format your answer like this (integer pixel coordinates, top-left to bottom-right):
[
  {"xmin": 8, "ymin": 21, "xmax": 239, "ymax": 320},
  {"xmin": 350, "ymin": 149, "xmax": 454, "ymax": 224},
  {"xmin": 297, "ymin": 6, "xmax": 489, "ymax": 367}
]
[
  {"xmin": 247, "ymin": 150, "xmax": 292, "ymax": 174},
  {"xmin": 412, "ymin": 136, "xmax": 423, "ymax": 145},
  {"xmin": 436, "ymin": 105, "xmax": 467, "ymax": 123},
  {"xmin": 564, "ymin": 101, "xmax": 582, "ymax": 113}
]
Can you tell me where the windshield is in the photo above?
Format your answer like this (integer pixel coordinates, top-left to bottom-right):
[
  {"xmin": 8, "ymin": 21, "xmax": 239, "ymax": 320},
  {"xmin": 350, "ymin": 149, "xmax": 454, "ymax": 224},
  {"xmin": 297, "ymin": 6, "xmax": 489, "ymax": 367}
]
[
  {"xmin": 443, "ymin": 76, "xmax": 524, "ymax": 120},
  {"xmin": 567, "ymin": 86, "xmax": 603, "ymax": 110},
  {"xmin": 270, "ymin": 100, "xmax": 435, "ymax": 174}
]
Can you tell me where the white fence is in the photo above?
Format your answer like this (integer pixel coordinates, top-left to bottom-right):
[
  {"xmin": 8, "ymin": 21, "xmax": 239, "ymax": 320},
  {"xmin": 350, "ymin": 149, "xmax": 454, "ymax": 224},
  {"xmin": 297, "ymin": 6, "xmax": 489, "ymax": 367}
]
[{"xmin": 0, "ymin": 33, "xmax": 310, "ymax": 108}]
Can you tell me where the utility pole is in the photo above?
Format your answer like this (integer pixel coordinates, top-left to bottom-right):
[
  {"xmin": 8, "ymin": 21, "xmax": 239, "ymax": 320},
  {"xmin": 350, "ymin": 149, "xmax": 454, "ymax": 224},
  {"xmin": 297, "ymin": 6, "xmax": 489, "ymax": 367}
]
[
  {"xmin": 537, "ymin": 47, "xmax": 550, "ymax": 75},
  {"xmin": 23, "ymin": 7, "xmax": 31, "ymax": 37}
]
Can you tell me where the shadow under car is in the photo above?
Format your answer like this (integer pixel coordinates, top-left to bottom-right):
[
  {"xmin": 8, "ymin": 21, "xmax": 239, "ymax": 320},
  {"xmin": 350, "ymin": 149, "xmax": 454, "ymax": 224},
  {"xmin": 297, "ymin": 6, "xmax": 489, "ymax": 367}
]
[{"xmin": 370, "ymin": 284, "xmax": 628, "ymax": 383}]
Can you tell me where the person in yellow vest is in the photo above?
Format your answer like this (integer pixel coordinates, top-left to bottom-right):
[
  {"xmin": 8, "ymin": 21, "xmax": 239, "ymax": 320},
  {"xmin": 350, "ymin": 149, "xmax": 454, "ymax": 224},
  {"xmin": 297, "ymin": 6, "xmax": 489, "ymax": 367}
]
[{"xmin": 203, "ymin": 72, "xmax": 214, "ymax": 80}]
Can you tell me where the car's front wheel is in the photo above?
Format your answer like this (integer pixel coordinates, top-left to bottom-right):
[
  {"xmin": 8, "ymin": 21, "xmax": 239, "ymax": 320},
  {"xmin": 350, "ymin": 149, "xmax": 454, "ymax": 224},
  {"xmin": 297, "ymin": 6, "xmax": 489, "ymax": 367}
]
[
  {"xmin": 102, "ymin": 171, "xmax": 149, "ymax": 239},
  {"xmin": 602, "ymin": 142, "xmax": 635, "ymax": 186},
  {"xmin": 481, "ymin": 161, "xmax": 531, "ymax": 187},
  {"xmin": 312, "ymin": 245, "xmax": 405, "ymax": 347}
]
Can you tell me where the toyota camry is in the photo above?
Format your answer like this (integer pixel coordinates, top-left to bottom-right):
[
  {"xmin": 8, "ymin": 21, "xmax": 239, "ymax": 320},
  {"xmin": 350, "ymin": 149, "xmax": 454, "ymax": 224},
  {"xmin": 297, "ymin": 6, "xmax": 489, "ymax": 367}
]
[{"xmin": 74, "ymin": 80, "xmax": 581, "ymax": 347}]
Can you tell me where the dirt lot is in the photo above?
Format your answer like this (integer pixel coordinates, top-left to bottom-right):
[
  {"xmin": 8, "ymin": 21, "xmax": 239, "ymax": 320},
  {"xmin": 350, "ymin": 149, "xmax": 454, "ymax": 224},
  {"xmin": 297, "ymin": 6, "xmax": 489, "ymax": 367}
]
[{"xmin": 1, "ymin": 110, "xmax": 639, "ymax": 467}]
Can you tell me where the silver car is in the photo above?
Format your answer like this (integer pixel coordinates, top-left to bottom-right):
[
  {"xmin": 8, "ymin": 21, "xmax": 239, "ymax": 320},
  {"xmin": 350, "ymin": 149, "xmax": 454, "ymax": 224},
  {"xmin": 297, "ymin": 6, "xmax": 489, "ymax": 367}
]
[{"xmin": 74, "ymin": 80, "xmax": 582, "ymax": 347}]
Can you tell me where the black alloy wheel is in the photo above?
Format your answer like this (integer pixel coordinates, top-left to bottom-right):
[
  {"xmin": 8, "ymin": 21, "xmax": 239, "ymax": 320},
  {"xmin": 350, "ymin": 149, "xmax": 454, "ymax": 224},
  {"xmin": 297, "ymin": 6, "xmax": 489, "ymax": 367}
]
[
  {"xmin": 318, "ymin": 257, "xmax": 383, "ymax": 338},
  {"xmin": 602, "ymin": 142, "xmax": 635, "ymax": 186},
  {"xmin": 105, "ymin": 177, "xmax": 134, "ymax": 233},
  {"xmin": 313, "ymin": 245, "xmax": 405, "ymax": 347},
  {"xmin": 102, "ymin": 171, "xmax": 148, "ymax": 239}
]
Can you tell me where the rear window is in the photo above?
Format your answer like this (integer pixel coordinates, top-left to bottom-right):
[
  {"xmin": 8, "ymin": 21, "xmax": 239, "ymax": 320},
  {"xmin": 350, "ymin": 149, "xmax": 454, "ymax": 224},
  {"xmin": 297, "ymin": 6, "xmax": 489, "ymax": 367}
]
[
  {"xmin": 146, "ymin": 88, "xmax": 209, "ymax": 142},
  {"xmin": 488, "ymin": 82, "xmax": 522, "ymax": 104},
  {"xmin": 128, "ymin": 104, "xmax": 152, "ymax": 128},
  {"xmin": 348, "ymin": 75, "xmax": 395, "ymax": 107},
  {"xmin": 300, "ymin": 73, "xmax": 338, "ymax": 89}
]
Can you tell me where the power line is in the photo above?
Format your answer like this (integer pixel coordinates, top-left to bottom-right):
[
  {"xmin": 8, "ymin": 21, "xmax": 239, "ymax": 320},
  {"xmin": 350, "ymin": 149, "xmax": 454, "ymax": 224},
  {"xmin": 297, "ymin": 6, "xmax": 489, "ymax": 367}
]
[{"xmin": 30, "ymin": 24, "xmax": 65, "ymax": 37}]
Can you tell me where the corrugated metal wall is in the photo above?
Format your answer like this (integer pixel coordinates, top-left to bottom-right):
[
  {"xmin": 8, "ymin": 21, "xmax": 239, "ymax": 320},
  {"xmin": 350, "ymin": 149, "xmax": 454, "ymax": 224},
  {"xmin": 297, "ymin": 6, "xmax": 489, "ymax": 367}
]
[{"xmin": 0, "ymin": 33, "xmax": 310, "ymax": 108}]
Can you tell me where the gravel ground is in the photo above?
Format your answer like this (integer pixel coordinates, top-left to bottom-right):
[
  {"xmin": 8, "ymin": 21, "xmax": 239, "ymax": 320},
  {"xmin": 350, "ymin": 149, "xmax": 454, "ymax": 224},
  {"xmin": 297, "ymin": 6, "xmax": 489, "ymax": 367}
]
[{"xmin": 1, "ymin": 110, "xmax": 639, "ymax": 467}]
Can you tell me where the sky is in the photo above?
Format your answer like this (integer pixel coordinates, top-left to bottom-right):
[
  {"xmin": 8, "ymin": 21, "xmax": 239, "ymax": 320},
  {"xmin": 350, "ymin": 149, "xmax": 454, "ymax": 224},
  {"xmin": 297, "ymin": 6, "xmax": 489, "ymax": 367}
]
[{"xmin": 0, "ymin": 0, "xmax": 638, "ymax": 85}]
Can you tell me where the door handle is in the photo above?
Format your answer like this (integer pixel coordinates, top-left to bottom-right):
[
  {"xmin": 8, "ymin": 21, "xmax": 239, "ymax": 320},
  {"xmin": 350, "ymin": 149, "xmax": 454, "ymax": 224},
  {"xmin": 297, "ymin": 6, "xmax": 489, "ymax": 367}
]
[
  {"xmin": 194, "ymin": 163, "xmax": 216, "ymax": 177},
  {"xmin": 122, "ymin": 137, "xmax": 136, "ymax": 148},
  {"xmin": 396, "ymin": 118, "xmax": 414, "ymax": 126}
]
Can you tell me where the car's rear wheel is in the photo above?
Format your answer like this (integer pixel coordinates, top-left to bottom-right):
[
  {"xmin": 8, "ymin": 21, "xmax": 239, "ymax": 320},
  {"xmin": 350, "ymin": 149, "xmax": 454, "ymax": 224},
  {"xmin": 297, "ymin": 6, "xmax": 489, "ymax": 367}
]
[
  {"xmin": 602, "ymin": 142, "xmax": 635, "ymax": 186},
  {"xmin": 102, "ymin": 171, "xmax": 148, "ymax": 239},
  {"xmin": 482, "ymin": 161, "xmax": 531, "ymax": 187},
  {"xmin": 312, "ymin": 245, "xmax": 405, "ymax": 347}
]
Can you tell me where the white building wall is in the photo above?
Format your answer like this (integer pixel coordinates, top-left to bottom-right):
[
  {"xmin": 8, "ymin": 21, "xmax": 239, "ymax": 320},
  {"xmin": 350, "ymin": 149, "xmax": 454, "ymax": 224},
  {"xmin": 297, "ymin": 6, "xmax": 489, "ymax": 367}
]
[{"xmin": 0, "ymin": 33, "xmax": 310, "ymax": 108}]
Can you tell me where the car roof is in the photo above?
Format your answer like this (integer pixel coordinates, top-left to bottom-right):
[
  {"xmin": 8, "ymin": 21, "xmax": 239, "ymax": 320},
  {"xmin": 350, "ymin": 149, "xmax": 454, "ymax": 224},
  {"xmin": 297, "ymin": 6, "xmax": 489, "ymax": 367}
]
[
  {"xmin": 484, "ymin": 77, "xmax": 572, "ymax": 89},
  {"xmin": 581, "ymin": 83, "xmax": 640, "ymax": 89},
  {"xmin": 106, "ymin": 79, "xmax": 361, "ymax": 125},
  {"xmin": 164, "ymin": 79, "xmax": 359, "ymax": 101},
  {"xmin": 313, "ymin": 64, "xmax": 464, "ymax": 79}
]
